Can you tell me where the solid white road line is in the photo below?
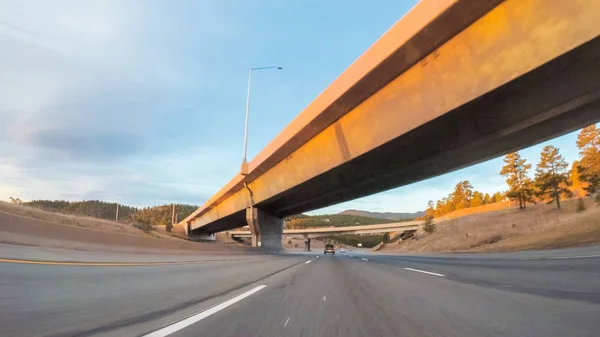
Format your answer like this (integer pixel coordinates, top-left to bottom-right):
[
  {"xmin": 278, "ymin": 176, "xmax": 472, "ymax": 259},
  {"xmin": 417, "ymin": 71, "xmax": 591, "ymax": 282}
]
[
  {"xmin": 536, "ymin": 254, "xmax": 600, "ymax": 260},
  {"xmin": 284, "ymin": 317, "xmax": 290, "ymax": 328},
  {"xmin": 361, "ymin": 258, "xmax": 369, "ymax": 261},
  {"xmin": 404, "ymin": 267, "xmax": 445, "ymax": 277},
  {"xmin": 143, "ymin": 285, "xmax": 266, "ymax": 337},
  {"xmin": 305, "ymin": 260, "xmax": 312, "ymax": 264},
  {"xmin": 322, "ymin": 296, "xmax": 326, "ymax": 302}
]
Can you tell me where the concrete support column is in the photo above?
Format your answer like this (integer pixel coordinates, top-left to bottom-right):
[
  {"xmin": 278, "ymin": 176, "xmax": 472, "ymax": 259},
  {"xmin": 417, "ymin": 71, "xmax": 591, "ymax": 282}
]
[
  {"xmin": 305, "ymin": 238, "xmax": 311, "ymax": 251},
  {"xmin": 246, "ymin": 207, "xmax": 283, "ymax": 250},
  {"xmin": 246, "ymin": 208, "xmax": 260, "ymax": 247}
]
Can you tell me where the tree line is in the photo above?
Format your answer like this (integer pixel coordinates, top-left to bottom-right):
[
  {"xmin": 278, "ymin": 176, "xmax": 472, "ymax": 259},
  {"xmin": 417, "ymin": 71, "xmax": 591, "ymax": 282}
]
[
  {"xmin": 10, "ymin": 199, "xmax": 198, "ymax": 231},
  {"xmin": 23, "ymin": 200, "xmax": 139, "ymax": 220},
  {"xmin": 285, "ymin": 213, "xmax": 400, "ymax": 229},
  {"xmin": 424, "ymin": 181, "xmax": 506, "ymax": 218},
  {"xmin": 500, "ymin": 124, "xmax": 600, "ymax": 210},
  {"xmin": 129, "ymin": 204, "xmax": 197, "ymax": 229},
  {"xmin": 424, "ymin": 124, "xmax": 600, "ymax": 217}
]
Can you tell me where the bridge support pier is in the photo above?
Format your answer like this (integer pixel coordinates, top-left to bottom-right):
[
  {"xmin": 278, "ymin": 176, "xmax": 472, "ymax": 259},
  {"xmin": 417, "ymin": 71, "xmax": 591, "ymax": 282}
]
[
  {"xmin": 305, "ymin": 238, "xmax": 311, "ymax": 251},
  {"xmin": 246, "ymin": 208, "xmax": 283, "ymax": 250}
]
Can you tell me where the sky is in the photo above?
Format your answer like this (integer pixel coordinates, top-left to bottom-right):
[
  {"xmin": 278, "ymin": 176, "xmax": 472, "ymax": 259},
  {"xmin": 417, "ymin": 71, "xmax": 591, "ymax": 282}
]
[{"xmin": 0, "ymin": 0, "xmax": 587, "ymax": 214}]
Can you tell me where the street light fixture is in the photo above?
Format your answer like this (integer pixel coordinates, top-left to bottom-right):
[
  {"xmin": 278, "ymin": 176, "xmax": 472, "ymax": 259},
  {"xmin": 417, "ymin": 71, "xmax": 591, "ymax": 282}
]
[{"xmin": 241, "ymin": 66, "xmax": 283, "ymax": 175}]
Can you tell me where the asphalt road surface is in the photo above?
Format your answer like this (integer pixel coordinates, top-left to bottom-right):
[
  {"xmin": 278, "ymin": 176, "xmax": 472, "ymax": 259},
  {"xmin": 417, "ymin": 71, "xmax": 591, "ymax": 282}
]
[{"xmin": 1, "ymin": 245, "xmax": 600, "ymax": 337}]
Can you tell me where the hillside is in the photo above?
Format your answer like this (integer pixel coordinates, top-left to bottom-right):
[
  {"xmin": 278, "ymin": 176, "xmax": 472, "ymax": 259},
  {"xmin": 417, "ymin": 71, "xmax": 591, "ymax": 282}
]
[
  {"xmin": 380, "ymin": 197, "xmax": 600, "ymax": 253},
  {"xmin": 0, "ymin": 202, "xmax": 248, "ymax": 254},
  {"xmin": 11, "ymin": 199, "xmax": 413, "ymax": 232},
  {"xmin": 338, "ymin": 209, "xmax": 423, "ymax": 220},
  {"xmin": 17, "ymin": 199, "xmax": 198, "ymax": 228},
  {"xmin": 0, "ymin": 201, "xmax": 176, "ymax": 239},
  {"xmin": 286, "ymin": 213, "xmax": 403, "ymax": 229},
  {"xmin": 25, "ymin": 200, "xmax": 138, "ymax": 220}
]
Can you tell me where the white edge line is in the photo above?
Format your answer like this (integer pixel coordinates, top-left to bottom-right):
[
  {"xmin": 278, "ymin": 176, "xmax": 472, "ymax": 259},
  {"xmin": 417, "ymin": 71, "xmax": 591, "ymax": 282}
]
[
  {"xmin": 404, "ymin": 267, "xmax": 444, "ymax": 277},
  {"xmin": 305, "ymin": 260, "xmax": 312, "ymax": 264},
  {"xmin": 143, "ymin": 285, "xmax": 266, "ymax": 337},
  {"xmin": 547, "ymin": 254, "xmax": 600, "ymax": 259},
  {"xmin": 283, "ymin": 316, "xmax": 290, "ymax": 327}
]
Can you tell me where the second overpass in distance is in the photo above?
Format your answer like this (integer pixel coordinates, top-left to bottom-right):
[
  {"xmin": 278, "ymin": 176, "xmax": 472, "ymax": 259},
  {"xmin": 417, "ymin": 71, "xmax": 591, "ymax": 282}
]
[
  {"xmin": 228, "ymin": 221, "xmax": 420, "ymax": 250},
  {"xmin": 228, "ymin": 221, "xmax": 420, "ymax": 239}
]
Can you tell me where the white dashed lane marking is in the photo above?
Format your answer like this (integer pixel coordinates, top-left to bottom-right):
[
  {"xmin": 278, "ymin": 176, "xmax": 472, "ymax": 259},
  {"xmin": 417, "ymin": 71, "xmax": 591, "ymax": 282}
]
[{"xmin": 404, "ymin": 267, "xmax": 445, "ymax": 277}]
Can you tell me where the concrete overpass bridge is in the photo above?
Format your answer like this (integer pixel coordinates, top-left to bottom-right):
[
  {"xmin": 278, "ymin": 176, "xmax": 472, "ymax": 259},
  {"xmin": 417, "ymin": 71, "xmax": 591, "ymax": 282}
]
[
  {"xmin": 227, "ymin": 221, "xmax": 421, "ymax": 250},
  {"xmin": 181, "ymin": 0, "xmax": 600, "ymax": 249}
]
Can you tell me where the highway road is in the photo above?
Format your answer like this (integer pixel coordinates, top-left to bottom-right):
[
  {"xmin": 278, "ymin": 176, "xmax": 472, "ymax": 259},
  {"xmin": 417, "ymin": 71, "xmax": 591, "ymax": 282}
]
[{"xmin": 1, "ymin": 245, "xmax": 600, "ymax": 337}]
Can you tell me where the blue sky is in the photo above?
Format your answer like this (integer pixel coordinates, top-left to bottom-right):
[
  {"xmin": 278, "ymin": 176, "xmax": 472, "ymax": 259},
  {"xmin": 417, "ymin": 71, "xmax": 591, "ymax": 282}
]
[{"xmin": 0, "ymin": 0, "xmax": 586, "ymax": 214}]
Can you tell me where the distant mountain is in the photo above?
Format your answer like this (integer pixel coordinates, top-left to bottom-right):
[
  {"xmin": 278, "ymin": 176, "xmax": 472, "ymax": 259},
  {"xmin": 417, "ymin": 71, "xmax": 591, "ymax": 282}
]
[{"xmin": 338, "ymin": 209, "xmax": 424, "ymax": 220}]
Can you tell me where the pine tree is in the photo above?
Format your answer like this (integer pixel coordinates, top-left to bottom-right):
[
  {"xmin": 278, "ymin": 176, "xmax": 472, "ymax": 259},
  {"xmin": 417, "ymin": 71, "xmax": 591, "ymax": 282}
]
[
  {"xmin": 491, "ymin": 191, "xmax": 505, "ymax": 203},
  {"xmin": 451, "ymin": 181, "xmax": 473, "ymax": 210},
  {"xmin": 483, "ymin": 193, "xmax": 492, "ymax": 205},
  {"xmin": 470, "ymin": 191, "xmax": 484, "ymax": 207},
  {"xmin": 535, "ymin": 145, "xmax": 572, "ymax": 210},
  {"xmin": 425, "ymin": 200, "xmax": 435, "ymax": 218},
  {"xmin": 570, "ymin": 160, "xmax": 585, "ymax": 197},
  {"xmin": 422, "ymin": 215, "xmax": 436, "ymax": 234},
  {"xmin": 441, "ymin": 197, "xmax": 455, "ymax": 215},
  {"xmin": 500, "ymin": 152, "xmax": 535, "ymax": 209},
  {"xmin": 434, "ymin": 199, "xmax": 445, "ymax": 217},
  {"xmin": 576, "ymin": 124, "xmax": 600, "ymax": 195}
]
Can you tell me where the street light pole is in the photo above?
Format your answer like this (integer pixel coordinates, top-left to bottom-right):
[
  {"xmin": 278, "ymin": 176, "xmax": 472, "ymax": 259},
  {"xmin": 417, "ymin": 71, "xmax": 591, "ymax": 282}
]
[
  {"xmin": 242, "ymin": 68, "xmax": 253, "ymax": 166},
  {"xmin": 241, "ymin": 66, "xmax": 282, "ymax": 175},
  {"xmin": 171, "ymin": 203, "xmax": 175, "ymax": 225}
]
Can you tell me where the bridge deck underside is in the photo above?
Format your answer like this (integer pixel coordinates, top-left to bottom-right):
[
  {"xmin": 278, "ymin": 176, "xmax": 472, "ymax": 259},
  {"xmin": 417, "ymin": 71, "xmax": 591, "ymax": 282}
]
[
  {"xmin": 191, "ymin": 0, "xmax": 600, "ymax": 234},
  {"xmin": 193, "ymin": 37, "xmax": 600, "ymax": 234},
  {"xmin": 260, "ymin": 39, "xmax": 600, "ymax": 217}
]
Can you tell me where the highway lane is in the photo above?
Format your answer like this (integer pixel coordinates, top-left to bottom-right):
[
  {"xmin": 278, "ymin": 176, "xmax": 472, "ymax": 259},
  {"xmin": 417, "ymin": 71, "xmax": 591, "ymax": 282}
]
[
  {"xmin": 1, "ymin": 248, "xmax": 600, "ymax": 336},
  {"xmin": 168, "ymin": 252, "xmax": 600, "ymax": 337},
  {"xmin": 363, "ymin": 252, "xmax": 600, "ymax": 304},
  {"xmin": 0, "ymin": 253, "xmax": 306, "ymax": 337}
]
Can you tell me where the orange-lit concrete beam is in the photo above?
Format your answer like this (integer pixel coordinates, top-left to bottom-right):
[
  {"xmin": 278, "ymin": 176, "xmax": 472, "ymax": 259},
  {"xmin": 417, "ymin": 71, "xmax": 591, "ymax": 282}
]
[{"xmin": 183, "ymin": 0, "xmax": 600, "ymax": 236}]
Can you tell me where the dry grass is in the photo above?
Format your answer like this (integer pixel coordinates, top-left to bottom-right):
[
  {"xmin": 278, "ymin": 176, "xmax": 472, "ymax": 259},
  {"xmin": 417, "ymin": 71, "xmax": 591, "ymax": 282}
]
[
  {"xmin": 0, "ymin": 201, "xmax": 181, "ymax": 241},
  {"xmin": 438, "ymin": 200, "xmax": 515, "ymax": 220},
  {"xmin": 381, "ymin": 197, "xmax": 600, "ymax": 253}
]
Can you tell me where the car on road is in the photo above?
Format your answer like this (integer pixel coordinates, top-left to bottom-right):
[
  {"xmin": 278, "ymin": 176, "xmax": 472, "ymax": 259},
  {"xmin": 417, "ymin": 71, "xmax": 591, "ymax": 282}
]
[
  {"xmin": 324, "ymin": 244, "xmax": 335, "ymax": 255},
  {"xmin": 340, "ymin": 248, "xmax": 346, "ymax": 252}
]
